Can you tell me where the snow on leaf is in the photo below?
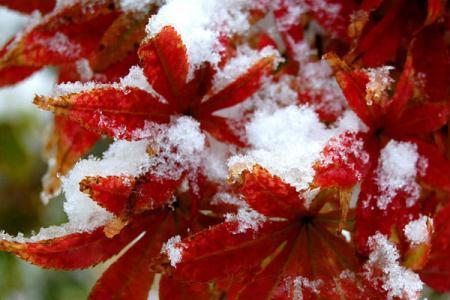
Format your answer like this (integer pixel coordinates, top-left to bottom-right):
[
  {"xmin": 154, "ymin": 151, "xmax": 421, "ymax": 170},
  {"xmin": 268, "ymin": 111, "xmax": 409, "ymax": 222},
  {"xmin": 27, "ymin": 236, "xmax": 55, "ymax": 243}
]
[
  {"xmin": 364, "ymin": 233, "xmax": 423, "ymax": 300},
  {"xmin": 375, "ymin": 140, "xmax": 422, "ymax": 210}
]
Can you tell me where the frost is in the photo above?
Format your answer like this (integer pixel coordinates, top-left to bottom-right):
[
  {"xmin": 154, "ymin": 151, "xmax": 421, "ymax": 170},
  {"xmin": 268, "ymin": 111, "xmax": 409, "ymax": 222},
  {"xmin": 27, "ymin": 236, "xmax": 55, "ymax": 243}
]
[
  {"xmin": 211, "ymin": 45, "xmax": 281, "ymax": 93},
  {"xmin": 292, "ymin": 41, "xmax": 346, "ymax": 119},
  {"xmin": 132, "ymin": 116, "xmax": 206, "ymax": 180},
  {"xmin": 53, "ymin": 66, "xmax": 158, "ymax": 97},
  {"xmin": 36, "ymin": 32, "xmax": 81, "ymax": 59},
  {"xmin": 225, "ymin": 207, "xmax": 268, "ymax": 233},
  {"xmin": 75, "ymin": 59, "xmax": 94, "ymax": 81},
  {"xmin": 317, "ymin": 132, "xmax": 369, "ymax": 182},
  {"xmin": 289, "ymin": 276, "xmax": 323, "ymax": 300},
  {"xmin": 404, "ymin": 215, "xmax": 432, "ymax": 246},
  {"xmin": 375, "ymin": 141, "xmax": 422, "ymax": 209},
  {"xmin": 365, "ymin": 66, "xmax": 394, "ymax": 105},
  {"xmin": 119, "ymin": 0, "xmax": 160, "ymax": 12},
  {"xmin": 365, "ymin": 233, "xmax": 423, "ymax": 300},
  {"xmin": 161, "ymin": 235, "xmax": 185, "ymax": 267},
  {"xmin": 146, "ymin": 0, "xmax": 252, "ymax": 78},
  {"xmin": 228, "ymin": 106, "xmax": 366, "ymax": 197},
  {"xmin": 119, "ymin": 66, "xmax": 160, "ymax": 97}
]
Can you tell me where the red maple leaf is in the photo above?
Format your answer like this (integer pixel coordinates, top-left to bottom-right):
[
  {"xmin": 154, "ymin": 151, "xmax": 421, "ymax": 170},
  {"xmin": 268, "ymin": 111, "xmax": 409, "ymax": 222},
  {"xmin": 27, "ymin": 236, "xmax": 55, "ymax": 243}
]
[{"xmin": 34, "ymin": 26, "xmax": 275, "ymax": 146}]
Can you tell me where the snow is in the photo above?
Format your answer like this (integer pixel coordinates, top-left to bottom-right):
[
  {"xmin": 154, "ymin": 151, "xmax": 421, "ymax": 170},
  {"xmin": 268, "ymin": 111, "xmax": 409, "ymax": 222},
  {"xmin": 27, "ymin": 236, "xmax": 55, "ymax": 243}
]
[
  {"xmin": 317, "ymin": 132, "xmax": 369, "ymax": 182},
  {"xmin": 62, "ymin": 139, "xmax": 154, "ymax": 231},
  {"xmin": 365, "ymin": 66, "xmax": 394, "ymax": 105},
  {"xmin": 146, "ymin": 0, "xmax": 252, "ymax": 78},
  {"xmin": 75, "ymin": 58, "xmax": 93, "ymax": 81},
  {"xmin": 228, "ymin": 105, "xmax": 367, "ymax": 197},
  {"xmin": 36, "ymin": 32, "xmax": 82, "ymax": 60},
  {"xmin": 134, "ymin": 116, "xmax": 206, "ymax": 180},
  {"xmin": 364, "ymin": 233, "xmax": 423, "ymax": 300},
  {"xmin": 375, "ymin": 141, "xmax": 424, "ymax": 209},
  {"xmin": 404, "ymin": 215, "xmax": 432, "ymax": 246},
  {"xmin": 211, "ymin": 45, "xmax": 281, "ymax": 93},
  {"xmin": 161, "ymin": 235, "xmax": 185, "ymax": 267},
  {"xmin": 225, "ymin": 207, "xmax": 268, "ymax": 233},
  {"xmin": 119, "ymin": 0, "xmax": 160, "ymax": 12},
  {"xmin": 292, "ymin": 41, "xmax": 346, "ymax": 119},
  {"xmin": 290, "ymin": 276, "xmax": 323, "ymax": 300},
  {"xmin": 53, "ymin": 66, "xmax": 159, "ymax": 97}
]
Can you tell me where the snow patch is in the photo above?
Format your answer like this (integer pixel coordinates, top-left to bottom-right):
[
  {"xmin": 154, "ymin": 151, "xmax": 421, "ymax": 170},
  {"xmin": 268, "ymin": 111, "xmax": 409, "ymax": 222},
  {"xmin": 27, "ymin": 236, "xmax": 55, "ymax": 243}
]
[
  {"xmin": 146, "ymin": 0, "xmax": 252, "ymax": 78},
  {"xmin": 161, "ymin": 235, "xmax": 185, "ymax": 267},
  {"xmin": 365, "ymin": 233, "xmax": 423, "ymax": 300},
  {"xmin": 375, "ymin": 141, "xmax": 423, "ymax": 210},
  {"xmin": 228, "ymin": 106, "xmax": 366, "ymax": 196},
  {"xmin": 404, "ymin": 215, "xmax": 432, "ymax": 246},
  {"xmin": 225, "ymin": 207, "xmax": 268, "ymax": 233}
]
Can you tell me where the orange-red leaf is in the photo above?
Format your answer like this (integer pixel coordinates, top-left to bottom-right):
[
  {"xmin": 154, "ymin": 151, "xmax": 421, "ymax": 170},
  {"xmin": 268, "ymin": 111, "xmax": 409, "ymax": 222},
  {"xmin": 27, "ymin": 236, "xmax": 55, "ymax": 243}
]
[
  {"xmin": 0, "ymin": 0, "xmax": 56, "ymax": 14},
  {"xmin": 239, "ymin": 165, "xmax": 307, "ymax": 220},
  {"xmin": 138, "ymin": 26, "xmax": 189, "ymax": 110},
  {"xmin": 196, "ymin": 57, "xmax": 274, "ymax": 115},
  {"xmin": 89, "ymin": 212, "xmax": 174, "ymax": 300},
  {"xmin": 80, "ymin": 174, "xmax": 181, "ymax": 216},
  {"xmin": 162, "ymin": 221, "xmax": 293, "ymax": 281},
  {"xmin": 314, "ymin": 132, "xmax": 371, "ymax": 188},
  {"xmin": 34, "ymin": 87, "xmax": 172, "ymax": 139},
  {"xmin": 0, "ymin": 212, "xmax": 164, "ymax": 270}
]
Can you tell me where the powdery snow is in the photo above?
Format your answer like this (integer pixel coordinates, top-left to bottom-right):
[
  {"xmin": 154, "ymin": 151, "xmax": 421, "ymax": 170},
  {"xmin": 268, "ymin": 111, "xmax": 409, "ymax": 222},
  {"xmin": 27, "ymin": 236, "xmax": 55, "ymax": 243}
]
[
  {"xmin": 404, "ymin": 215, "xmax": 432, "ymax": 246},
  {"xmin": 146, "ymin": 0, "xmax": 252, "ymax": 78},
  {"xmin": 365, "ymin": 66, "xmax": 394, "ymax": 105},
  {"xmin": 161, "ymin": 235, "xmax": 185, "ymax": 267},
  {"xmin": 62, "ymin": 139, "xmax": 155, "ymax": 232},
  {"xmin": 119, "ymin": 0, "xmax": 160, "ymax": 12},
  {"xmin": 292, "ymin": 41, "xmax": 346, "ymax": 118},
  {"xmin": 133, "ymin": 116, "xmax": 206, "ymax": 180},
  {"xmin": 365, "ymin": 233, "xmax": 423, "ymax": 300},
  {"xmin": 52, "ymin": 65, "xmax": 158, "ymax": 97},
  {"xmin": 225, "ymin": 207, "xmax": 268, "ymax": 233},
  {"xmin": 228, "ymin": 105, "xmax": 367, "ymax": 198},
  {"xmin": 289, "ymin": 276, "xmax": 323, "ymax": 300},
  {"xmin": 375, "ymin": 141, "xmax": 425, "ymax": 210},
  {"xmin": 211, "ymin": 45, "xmax": 281, "ymax": 93}
]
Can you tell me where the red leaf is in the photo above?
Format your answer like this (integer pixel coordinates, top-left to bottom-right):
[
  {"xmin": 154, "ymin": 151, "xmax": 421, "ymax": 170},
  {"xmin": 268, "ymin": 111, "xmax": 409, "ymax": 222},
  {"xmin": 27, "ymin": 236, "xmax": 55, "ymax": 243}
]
[
  {"xmin": 80, "ymin": 173, "xmax": 181, "ymax": 216},
  {"xmin": 42, "ymin": 117, "xmax": 100, "ymax": 198},
  {"xmin": 352, "ymin": 0, "xmax": 424, "ymax": 67},
  {"xmin": 162, "ymin": 220, "xmax": 294, "ymax": 281},
  {"xmin": 196, "ymin": 56, "xmax": 274, "ymax": 115},
  {"xmin": 314, "ymin": 132, "xmax": 371, "ymax": 188},
  {"xmin": 0, "ymin": 0, "xmax": 119, "ymax": 69},
  {"xmin": 0, "ymin": 0, "xmax": 56, "ymax": 13},
  {"xmin": 354, "ymin": 165, "xmax": 422, "ymax": 253},
  {"xmin": 385, "ymin": 55, "xmax": 415, "ymax": 122},
  {"xmin": 416, "ymin": 140, "xmax": 450, "ymax": 191},
  {"xmin": 303, "ymin": 0, "xmax": 358, "ymax": 40},
  {"xmin": 159, "ymin": 277, "xmax": 214, "ymax": 300},
  {"xmin": 325, "ymin": 53, "xmax": 374, "ymax": 127},
  {"xmin": 0, "ymin": 212, "xmax": 165, "ymax": 270},
  {"xmin": 199, "ymin": 115, "xmax": 246, "ymax": 146},
  {"xmin": 239, "ymin": 165, "xmax": 306, "ymax": 220},
  {"xmin": 386, "ymin": 103, "xmax": 448, "ymax": 136},
  {"xmin": 34, "ymin": 87, "xmax": 172, "ymax": 139},
  {"xmin": 89, "ymin": 212, "xmax": 175, "ymax": 300},
  {"xmin": 0, "ymin": 65, "xmax": 40, "ymax": 87},
  {"xmin": 425, "ymin": 0, "xmax": 448, "ymax": 25},
  {"xmin": 410, "ymin": 24, "xmax": 450, "ymax": 102},
  {"xmin": 138, "ymin": 26, "xmax": 189, "ymax": 110},
  {"xmin": 420, "ymin": 202, "xmax": 450, "ymax": 292}
]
